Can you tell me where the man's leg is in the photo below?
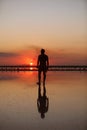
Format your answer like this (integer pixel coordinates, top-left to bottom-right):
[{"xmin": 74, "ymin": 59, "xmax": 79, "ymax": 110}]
[
  {"xmin": 43, "ymin": 71, "xmax": 46, "ymax": 85},
  {"xmin": 38, "ymin": 70, "xmax": 41, "ymax": 84},
  {"xmin": 43, "ymin": 85, "xmax": 46, "ymax": 96},
  {"xmin": 38, "ymin": 85, "xmax": 41, "ymax": 98}
]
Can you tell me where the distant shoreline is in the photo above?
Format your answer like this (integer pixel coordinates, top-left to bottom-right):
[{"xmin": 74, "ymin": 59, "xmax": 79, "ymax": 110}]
[{"xmin": 0, "ymin": 65, "xmax": 87, "ymax": 71}]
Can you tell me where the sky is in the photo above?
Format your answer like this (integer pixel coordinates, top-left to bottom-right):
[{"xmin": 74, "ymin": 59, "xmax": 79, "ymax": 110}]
[{"xmin": 0, "ymin": 0, "xmax": 87, "ymax": 65}]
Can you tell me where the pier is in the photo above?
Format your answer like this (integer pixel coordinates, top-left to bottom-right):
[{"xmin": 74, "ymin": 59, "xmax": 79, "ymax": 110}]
[{"xmin": 0, "ymin": 65, "xmax": 87, "ymax": 71}]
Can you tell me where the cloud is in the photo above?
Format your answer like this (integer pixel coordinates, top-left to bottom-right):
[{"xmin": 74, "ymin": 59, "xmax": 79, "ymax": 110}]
[
  {"xmin": 0, "ymin": 46, "xmax": 87, "ymax": 65},
  {"xmin": 0, "ymin": 52, "xmax": 19, "ymax": 57}
]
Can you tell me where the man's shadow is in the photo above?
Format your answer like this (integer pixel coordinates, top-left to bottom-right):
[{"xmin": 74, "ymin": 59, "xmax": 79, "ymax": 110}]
[{"xmin": 37, "ymin": 82, "xmax": 49, "ymax": 119}]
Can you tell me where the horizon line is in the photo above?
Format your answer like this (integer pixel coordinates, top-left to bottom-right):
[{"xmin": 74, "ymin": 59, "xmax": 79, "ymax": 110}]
[{"xmin": 0, "ymin": 65, "xmax": 87, "ymax": 71}]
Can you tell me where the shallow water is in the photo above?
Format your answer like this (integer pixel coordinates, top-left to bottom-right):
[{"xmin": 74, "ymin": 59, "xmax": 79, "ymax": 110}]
[{"xmin": 0, "ymin": 71, "xmax": 87, "ymax": 130}]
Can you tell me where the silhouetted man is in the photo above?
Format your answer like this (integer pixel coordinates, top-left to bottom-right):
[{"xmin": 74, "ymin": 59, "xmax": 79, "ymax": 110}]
[
  {"xmin": 37, "ymin": 49, "xmax": 49, "ymax": 85},
  {"xmin": 37, "ymin": 85, "xmax": 49, "ymax": 119}
]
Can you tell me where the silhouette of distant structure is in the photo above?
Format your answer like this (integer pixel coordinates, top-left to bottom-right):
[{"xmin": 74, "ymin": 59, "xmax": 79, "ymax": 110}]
[{"xmin": 0, "ymin": 65, "xmax": 87, "ymax": 71}]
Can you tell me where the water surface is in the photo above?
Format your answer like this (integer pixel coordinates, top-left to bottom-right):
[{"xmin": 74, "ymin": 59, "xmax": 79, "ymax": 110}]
[{"xmin": 0, "ymin": 71, "xmax": 87, "ymax": 130}]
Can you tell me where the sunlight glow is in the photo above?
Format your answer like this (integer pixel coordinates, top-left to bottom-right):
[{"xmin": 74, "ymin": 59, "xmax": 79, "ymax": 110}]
[
  {"xmin": 30, "ymin": 62, "xmax": 33, "ymax": 66},
  {"xmin": 29, "ymin": 61, "xmax": 33, "ymax": 70}
]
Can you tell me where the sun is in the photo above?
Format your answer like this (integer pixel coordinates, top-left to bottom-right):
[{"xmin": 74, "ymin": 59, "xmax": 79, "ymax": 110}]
[
  {"xmin": 30, "ymin": 62, "xmax": 33, "ymax": 66},
  {"xmin": 25, "ymin": 58, "xmax": 36, "ymax": 71},
  {"xmin": 29, "ymin": 62, "xmax": 33, "ymax": 70},
  {"xmin": 25, "ymin": 58, "xmax": 34, "ymax": 65}
]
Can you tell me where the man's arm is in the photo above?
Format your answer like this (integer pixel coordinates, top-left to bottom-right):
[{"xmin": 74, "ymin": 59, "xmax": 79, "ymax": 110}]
[
  {"xmin": 45, "ymin": 97, "xmax": 49, "ymax": 112},
  {"xmin": 46, "ymin": 56, "xmax": 49, "ymax": 70},
  {"xmin": 47, "ymin": 56, "xmax": 49, "ymax": 67},
  {"xmin": 37, "ymin": 99, "xmax": 40, "ymax": 112}
]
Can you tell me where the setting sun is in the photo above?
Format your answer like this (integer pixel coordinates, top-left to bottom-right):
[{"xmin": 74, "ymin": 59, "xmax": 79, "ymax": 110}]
[
  {"xmin": 30, "ymin": 62, "xmax": 33, "ymax": 66},
  {"xmin": 29, "ymin": 62, "xmax": 33, "ymax": 70},
  {"xmin": 25, "ymin": 58, "xmax": 34, "ymax": 65}
]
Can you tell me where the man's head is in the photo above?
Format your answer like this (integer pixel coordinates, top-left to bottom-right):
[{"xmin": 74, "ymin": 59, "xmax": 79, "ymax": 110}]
[
  {"xmin": 41, "ymin": 49, "xmax": 45, "ymax": 54},
  {"xmin": 41, "ymin": 113, "xmax": 45, "ymax": 119}
]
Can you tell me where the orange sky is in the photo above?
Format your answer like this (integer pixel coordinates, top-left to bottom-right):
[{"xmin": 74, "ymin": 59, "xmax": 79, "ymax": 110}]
[
  {"xmin": 0, "ymin": 47, "xmax": 87, "ymax": 65},
  {"xmin": 0, "ymin": 0, "xmax": 87, "ymax": 65}
]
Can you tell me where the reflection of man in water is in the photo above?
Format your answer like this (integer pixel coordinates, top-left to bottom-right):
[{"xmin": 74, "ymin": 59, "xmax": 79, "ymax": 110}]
[
  {"xmin": 37, "ymin": 49, "xmax": 49, "ymax": 85},
  {"xmin": 37, "ymin": 85, "xmax": 49, "ymax": 119}
]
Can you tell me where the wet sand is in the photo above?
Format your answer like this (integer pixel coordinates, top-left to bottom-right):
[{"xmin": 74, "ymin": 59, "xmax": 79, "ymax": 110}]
[{"xmin": 0, "ymin": 71, "xmax": 87, "ymax": 130}]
